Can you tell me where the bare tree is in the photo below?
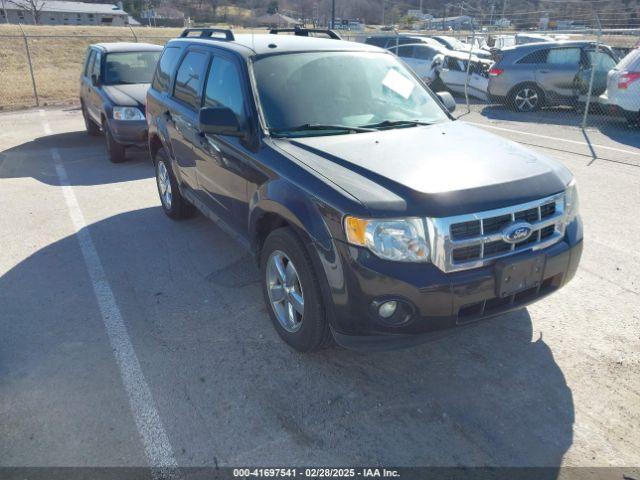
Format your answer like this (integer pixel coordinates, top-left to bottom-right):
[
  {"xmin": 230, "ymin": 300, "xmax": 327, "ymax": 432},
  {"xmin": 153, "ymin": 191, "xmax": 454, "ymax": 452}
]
[{"xmin": 8, "ymin": 0, "xmax": 47, "ymax": 24}]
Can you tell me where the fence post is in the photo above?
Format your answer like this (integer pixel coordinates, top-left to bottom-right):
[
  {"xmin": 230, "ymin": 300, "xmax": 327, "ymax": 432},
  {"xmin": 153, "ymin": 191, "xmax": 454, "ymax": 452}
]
[
  {"xmin": 18, "ymin": 24, "xmax": 39, "ymax": 108},
  {"xmin": 582, "ymin": 15, "xmax": 602, "ymax": 129},
  {"xmin": 129, "ymin": 25, "xmax": 138, "ymax": 42},
  {"xmin": 464, "ymin": 28, "xmax": 476, "ymax": 114}
]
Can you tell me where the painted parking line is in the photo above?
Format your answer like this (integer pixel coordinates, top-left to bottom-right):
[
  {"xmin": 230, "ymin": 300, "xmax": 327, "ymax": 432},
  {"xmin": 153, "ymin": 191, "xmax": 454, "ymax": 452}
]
[
  {"xmin": 40, "ymin": 110, "xmax": 178, "ymax": 477},
  {"xmin": 464, "ymin": 121, "xmax": 640, "ymax": 157}
]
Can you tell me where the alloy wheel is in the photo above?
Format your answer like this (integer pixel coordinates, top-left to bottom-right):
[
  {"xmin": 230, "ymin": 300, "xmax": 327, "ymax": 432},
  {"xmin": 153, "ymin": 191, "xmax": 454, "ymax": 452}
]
[
  {"xmin": 515, "ymin": 88, "xmax": 539, "ymax": 112},
  {"xmin": 266, "ymin": 250, "xmax": 304, "ymax": 333},
  {"xmin": 157, "ymin": 161, "xmax": 172, "ymax": 209}
]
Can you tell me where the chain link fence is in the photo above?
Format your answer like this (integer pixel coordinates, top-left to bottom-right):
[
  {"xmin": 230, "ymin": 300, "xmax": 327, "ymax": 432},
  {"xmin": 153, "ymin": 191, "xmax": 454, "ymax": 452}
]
[
  {"xmin": 343, "ymin": 27, "xmax": 639, "ymax": 131},
  {"xmin": 0, "ymin": 25, "xmax": 181, "ymax": 110},
  {"xmin": 0, "ymin": 15, "xmax": 638, "ymax": 151}
]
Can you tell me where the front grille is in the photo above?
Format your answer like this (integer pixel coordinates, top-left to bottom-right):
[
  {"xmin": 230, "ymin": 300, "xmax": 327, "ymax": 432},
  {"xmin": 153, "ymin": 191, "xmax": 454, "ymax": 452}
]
[{"xmin": 430, "ymin": 193, "xmax": 566, "ymax": 273}]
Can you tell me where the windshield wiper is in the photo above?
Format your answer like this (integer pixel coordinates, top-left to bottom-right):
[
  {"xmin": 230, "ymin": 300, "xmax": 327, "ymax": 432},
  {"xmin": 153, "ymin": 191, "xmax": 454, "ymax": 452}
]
[
  {"xmin": 270, "ymin": 123, "xmax": 376, "ymax": 137},
  {"xmin": 361, "ymin": 120, "xmax": 433, "ymax": 130}
]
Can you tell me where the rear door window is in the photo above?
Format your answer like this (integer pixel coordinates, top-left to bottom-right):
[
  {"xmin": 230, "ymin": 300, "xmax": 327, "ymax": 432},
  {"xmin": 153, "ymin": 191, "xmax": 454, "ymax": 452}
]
[
  {"xmin": 547, "ymin": 48, "xmax": 581, "ymax": 66},
  {"xmin": 395, "ymin": 45, "xmax": 414, "ymax": 58},
  {"xmin": 173, "ymin": 50, "xmax": 208, "ymax": 109},
  {"xmin": 152, "ymin": 46, "xmax": 181, "ymax": 93}
]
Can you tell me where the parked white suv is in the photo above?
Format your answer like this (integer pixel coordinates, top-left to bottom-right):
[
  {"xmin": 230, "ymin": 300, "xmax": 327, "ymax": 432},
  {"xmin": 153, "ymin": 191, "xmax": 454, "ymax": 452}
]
[{"xmin": 600, "ymin": 48, "xmax": 640, "ymax": 125}]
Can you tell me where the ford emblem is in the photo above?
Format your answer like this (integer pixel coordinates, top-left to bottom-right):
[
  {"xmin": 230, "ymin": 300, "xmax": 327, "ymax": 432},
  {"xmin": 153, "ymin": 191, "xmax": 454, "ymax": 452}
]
[{"xmin": 503, "ymin": 222, "xmax": 533, "ymax": 244}]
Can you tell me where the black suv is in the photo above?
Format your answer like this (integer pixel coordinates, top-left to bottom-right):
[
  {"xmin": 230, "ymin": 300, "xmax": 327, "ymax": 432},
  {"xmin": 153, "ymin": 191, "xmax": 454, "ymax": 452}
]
[
  {"xmin": 80, "ymin": 42, "xmax": 163, "ymax": 162},
  {"xmin": 147, "ymin": 28, "xmax": 583, "ymax": 352}
]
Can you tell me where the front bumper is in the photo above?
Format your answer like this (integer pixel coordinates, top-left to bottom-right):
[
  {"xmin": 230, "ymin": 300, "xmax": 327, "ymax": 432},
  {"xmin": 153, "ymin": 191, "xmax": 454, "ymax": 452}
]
[
  {"xmin": 108, "ymin": 119, "xmax": 148, "ymax": 147},
  {"xmin": 320, "ymin": 218, "xmax": 583, "ymax": 351}
]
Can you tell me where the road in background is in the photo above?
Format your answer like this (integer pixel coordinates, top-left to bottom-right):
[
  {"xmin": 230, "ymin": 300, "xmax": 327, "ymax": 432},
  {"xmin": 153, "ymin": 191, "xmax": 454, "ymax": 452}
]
[{"xmin": 0, "ymin": 107, "xmax": 638, "ymax": 469}]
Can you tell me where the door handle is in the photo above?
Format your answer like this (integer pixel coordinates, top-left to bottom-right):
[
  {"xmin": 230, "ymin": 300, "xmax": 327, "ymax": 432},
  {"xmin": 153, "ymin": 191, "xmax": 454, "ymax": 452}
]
[
  {"xmin": 200, "ymin": 133, "xmax": 221, "ymax": 154},
  {"xmin": 163, "ymin": 111, "xmax": 173, "ymax": 123},
  {"xmin": 539, "ymin": 70, "xmax": 551, "ymax": 74}
]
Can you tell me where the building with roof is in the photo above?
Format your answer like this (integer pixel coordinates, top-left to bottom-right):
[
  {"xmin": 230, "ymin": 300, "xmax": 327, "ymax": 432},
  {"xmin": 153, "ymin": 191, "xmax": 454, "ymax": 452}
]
[
  {"xmin": 425, "ymin": 15, "xmax": 476, "ymax": 31},
  {"xmin": 0, "ymin": 0, "xmax": 131, "ymax": 26}
]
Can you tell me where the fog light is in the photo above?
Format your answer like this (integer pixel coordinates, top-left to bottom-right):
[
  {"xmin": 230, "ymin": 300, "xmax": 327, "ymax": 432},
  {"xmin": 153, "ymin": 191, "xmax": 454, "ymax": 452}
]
[{"xmin": 378, "ymin": 301, "xmax": 398, "ymax": 319}]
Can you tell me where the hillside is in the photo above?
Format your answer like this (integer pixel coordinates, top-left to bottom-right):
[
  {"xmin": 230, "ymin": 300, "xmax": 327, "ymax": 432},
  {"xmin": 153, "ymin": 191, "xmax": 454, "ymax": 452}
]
[{"xmin": 113, "ymin": 0, "xmax": 640, "ymax": 29}]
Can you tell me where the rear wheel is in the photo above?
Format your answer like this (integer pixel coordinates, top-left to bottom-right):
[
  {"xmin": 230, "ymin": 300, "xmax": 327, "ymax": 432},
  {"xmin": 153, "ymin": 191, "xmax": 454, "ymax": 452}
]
[
  {"xmin": 104, "ymin": 122, "xmax": 126, "ymax": 163},
  {"xmin": 260, "ymin": 227, "xmax": 332, "ymax": 352},
  {"xmin": 509, "ymin": 84, "xmax": 544, "ymax": 112},
  {"xmin": 155, "ymin": 147, "xmax": 195, "ymax": 220}
]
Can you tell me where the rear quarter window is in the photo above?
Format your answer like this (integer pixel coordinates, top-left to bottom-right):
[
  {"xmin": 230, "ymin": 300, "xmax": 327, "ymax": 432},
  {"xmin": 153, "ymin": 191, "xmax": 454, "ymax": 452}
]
[
  {"xmin": 152, "ymin": 46, "xmax": 181, "ymax": 93},
  {"xmin": 517, "ymin": 49, "xmax": 549, "ymax": 64}
]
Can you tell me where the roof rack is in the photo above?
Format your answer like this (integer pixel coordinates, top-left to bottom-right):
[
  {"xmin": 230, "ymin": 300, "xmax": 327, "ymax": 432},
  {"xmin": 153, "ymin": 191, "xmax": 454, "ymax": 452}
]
[
  {"xmin": 268, "ymin": 27, "xmax": 342, "ymax": 40},
  {"xmin": 180, "ymin": 28, "xmax": 235, "ymax": 41}
]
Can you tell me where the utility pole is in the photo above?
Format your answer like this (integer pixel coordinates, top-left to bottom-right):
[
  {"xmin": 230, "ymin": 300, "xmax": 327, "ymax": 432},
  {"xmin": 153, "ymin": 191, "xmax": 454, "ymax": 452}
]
[
  {"xmin": 382, "ymin": 0, "xmax": 385, "ymax": 26},
  {"xmin": 443, "ymin": 4, "xmax": 446, "ymax": 30},
  {"xmin": 419, "ymin": 0, "xmax": 422, "ymax": 13},
  {"xmin": 331, "ymin": 0, "xmax": 336, "ymax": 28}
]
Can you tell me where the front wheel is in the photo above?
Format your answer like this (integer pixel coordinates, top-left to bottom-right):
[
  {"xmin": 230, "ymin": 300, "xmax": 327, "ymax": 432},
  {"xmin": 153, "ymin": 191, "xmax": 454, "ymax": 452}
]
[
  {"xmin": 82, "ymin": 104, "xmax": 100, "ymax": 136},
  {"xmin": 260, "ymin": 227, "xmax": 332, "ymax": 352},
  {"xmin": 104, "ymin": 122, "xmax": 126, "ymax": 163},
  {"xmin": 509, "ymin": 84, "xmax": 544, "ymax": 112}
]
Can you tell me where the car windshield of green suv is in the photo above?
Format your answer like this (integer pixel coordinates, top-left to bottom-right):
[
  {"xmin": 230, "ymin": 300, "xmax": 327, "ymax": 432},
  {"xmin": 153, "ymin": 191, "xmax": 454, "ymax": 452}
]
[
  {"xmin": 104, "ymin": 51, "xmax": 162, "ymax": 85},
  {"xmin": 253, "ymin": 51, "xmax": 449, "ymax": 137}
]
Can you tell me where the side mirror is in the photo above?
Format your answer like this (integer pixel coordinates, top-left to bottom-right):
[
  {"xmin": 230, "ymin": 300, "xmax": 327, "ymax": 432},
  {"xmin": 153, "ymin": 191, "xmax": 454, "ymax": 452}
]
[
  {"xmin": 91, "ymin": 74, "xmax": 100, "ymax": 87},
  {"xmin": 198, "ymin": 106, "xmax": 242, "ymax": 137},
  {"xmin": 436, "ymin": 91, "xmax": 456, "ymax": 113}
]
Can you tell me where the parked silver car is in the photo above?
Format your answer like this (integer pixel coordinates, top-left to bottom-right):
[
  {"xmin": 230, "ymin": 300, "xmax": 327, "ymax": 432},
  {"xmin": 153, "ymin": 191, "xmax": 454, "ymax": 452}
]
[{"xmin": 487, "ymin": 41, "xmax": 618, "ymax": 112}]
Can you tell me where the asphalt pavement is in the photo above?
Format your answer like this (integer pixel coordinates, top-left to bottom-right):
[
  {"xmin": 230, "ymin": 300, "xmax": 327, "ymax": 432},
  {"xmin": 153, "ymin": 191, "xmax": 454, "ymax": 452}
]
[{"xmin": 0, "ymin": 106, "xmax": 638, "ymax": 472}]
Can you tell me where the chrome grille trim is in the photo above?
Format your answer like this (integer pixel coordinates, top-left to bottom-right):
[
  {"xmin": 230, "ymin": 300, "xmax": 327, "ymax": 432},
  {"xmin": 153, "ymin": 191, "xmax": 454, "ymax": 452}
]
[{"xmin": 428, "ymin": 193, "xmax": 566, "ymax": 273}]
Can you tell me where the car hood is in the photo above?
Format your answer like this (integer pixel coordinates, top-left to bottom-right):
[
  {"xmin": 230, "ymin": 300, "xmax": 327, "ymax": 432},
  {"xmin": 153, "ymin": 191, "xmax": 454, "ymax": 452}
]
[
  {"xmin": 103, "ymin": 84, "xmax": 149, "ymax": 108},
  {"xmin": 272, "ymin": 121, "xmax": 573, "ymax": 217}
]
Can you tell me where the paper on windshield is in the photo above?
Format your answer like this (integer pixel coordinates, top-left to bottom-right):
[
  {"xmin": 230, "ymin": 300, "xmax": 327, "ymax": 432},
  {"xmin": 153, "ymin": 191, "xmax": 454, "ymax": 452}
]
[{"xmin": 382, "ymin": 69, "xmax": 415, "ymax": 99}]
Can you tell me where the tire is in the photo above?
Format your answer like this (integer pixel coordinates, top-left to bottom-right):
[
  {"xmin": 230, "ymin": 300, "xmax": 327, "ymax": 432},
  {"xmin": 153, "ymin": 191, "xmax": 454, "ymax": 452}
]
[
  {"xmin": 82, "ymin": 103, "xmax": 100, "ymax": 136},
  {"xmin": 154, "ymin": 147, "xmax": 196, "ymax": 220},
  {"xmin": 429, "ymin": 75, "xmax": 447, "ymax": 93},
  {"xmin": 626, "ymin": 113, "xmax": 640, "ymax": 128},
  {"xmin": 104, "ymin": 122, "xmax": 126, "ymax": 163},
  {"xmin": 508, "ymin": 84, "xmax": 544, "ymax": 112},
  {"xmin": 260, "ymin": 227, "xmax": 332, "ymax": 352}
]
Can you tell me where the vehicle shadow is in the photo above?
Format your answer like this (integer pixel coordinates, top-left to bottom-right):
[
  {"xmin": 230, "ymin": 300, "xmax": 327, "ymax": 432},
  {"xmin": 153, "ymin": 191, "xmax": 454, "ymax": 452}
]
[
  {"xmin": 0, "ymin": 130, "xmax": 152, "ymax": 186},
  {"xmin": 0, "ymin": 204, "xmax": 574, "ymax": 473}
]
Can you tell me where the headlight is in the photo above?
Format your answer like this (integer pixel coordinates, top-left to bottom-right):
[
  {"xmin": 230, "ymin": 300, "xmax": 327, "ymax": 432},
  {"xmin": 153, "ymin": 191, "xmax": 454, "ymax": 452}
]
[
  {"xmin": 344, "ymin": 216, "xmax": 430, "ymax": 262},
  {"xmin": 565, "ymin": 179, "xmax": 579, "ymax": 223},
  {"xmin": 113, "ymin": 106, "xmax": 145, "ymax": 121}
]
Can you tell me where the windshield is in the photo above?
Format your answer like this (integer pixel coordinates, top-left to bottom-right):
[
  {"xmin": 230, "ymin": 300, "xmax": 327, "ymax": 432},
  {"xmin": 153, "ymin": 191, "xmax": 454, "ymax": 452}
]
[
  {"xmin": 437, "ymin": 36, "xmax": 466, "ymax": 50},
  {"xmin": 617, "ymin": 48, "xmax": 640, "ymax": 70},
  {"xmin": 252, "ymin": 51, "xmax": 449, "ymax": 137},
  {"xmin": 104, "ymin": 51, "xmax": 161, "ymax": 85}
]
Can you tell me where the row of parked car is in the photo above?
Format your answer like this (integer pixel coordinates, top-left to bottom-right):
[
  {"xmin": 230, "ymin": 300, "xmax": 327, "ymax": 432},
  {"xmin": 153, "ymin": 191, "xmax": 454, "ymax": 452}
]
[
  {"xmin": 365, "ymin": 33, "xmax": 640, "ymax": 121},
  {"xmin": 77, "ymin": 27, "xmax": 584, "ymax": 352}
]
